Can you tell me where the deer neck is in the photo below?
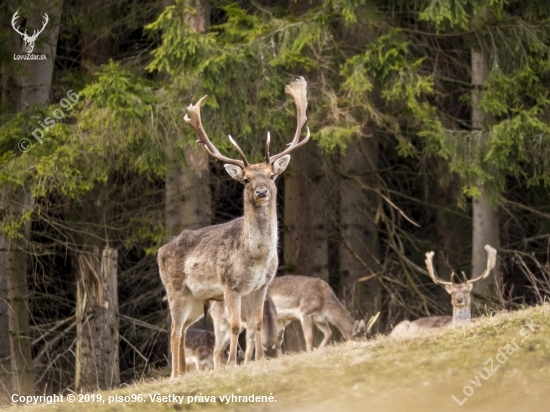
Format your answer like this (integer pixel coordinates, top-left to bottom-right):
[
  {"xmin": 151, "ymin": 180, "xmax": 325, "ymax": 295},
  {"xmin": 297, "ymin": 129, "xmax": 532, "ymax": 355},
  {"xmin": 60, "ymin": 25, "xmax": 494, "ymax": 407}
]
[
  {"xmin": 452, "ymin": 306, "xmax": 471, "ymax": 323},
  {"xmin": 327, "ymin": 301, "xmax": 355, "ymax": 339},
  {"xmin": 242, "ymin": 199, "xmax": 277, "ymax": 254}
]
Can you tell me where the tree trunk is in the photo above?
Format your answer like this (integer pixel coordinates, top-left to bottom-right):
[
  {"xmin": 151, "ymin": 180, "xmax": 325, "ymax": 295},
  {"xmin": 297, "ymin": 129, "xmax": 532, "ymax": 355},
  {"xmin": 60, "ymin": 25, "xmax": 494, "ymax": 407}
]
[
  {"xmin": 75, "ymin": 247, "xmax": 119, "ymax": 392},
  {"xmin": 0, "ymin": 207, "xmax": 11, "ymax": 404},
  {"xmin": 338, "ymin": 137, "xmax": 381, "ymax": 324},
  {"xmin": 0, "ymin": 188, "xmax": 34, "ymax": 396},
  {"xmin": 0, "ymin": 3, "xmax": 64, "ymax": 396},
  {"xmin": 472, "ymin": 188, "xmax": 500, "ymax": 292},
  {"xmin": 165, "ymin": 144, "xmax": 212, "ymax": 235},
  {"xmin": 18, "ymin": 1, "xmax": 63, "ymax": 110},
  {"xmin": 436, "ymin": 175, "xmax": 470, "ymax": 279},
  {"xmin": 79, "ymin": 0, "xmax": 113, "ymax": 77},
  {"xmin": 283, "ymin": 142, "xmax": 329, "ymax": 280},
  {"xmin": 471, "ymin": 49, "xmax": 500, "ymax": 295},
  {"xmin": 164, "ymin": 0, "xmax": 212, "ymax": 237}
]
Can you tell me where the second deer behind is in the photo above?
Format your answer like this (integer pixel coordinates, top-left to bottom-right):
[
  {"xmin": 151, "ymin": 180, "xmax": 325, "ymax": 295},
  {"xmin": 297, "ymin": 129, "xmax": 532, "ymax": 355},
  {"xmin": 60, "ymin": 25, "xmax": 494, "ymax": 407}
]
[{"xmin": 268, "ymin": 275, "xmax": 379, "ymax": 352}]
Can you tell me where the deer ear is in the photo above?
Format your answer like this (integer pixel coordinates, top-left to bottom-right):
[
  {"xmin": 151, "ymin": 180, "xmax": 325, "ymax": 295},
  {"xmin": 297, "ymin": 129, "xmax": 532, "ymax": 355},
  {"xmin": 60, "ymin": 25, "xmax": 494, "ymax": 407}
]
[
  {"xmin": 272, "ymin": 155, "xmax": 291, "ymax": 175},
  {"xmin": 224, "ymin": 164, "xmax": 244, "ymax": 181},
  {"xmin": 354, "ymin": 320, "xmax": 366, "ymax": 335},
  {"xmin": 444, "ymin": 284, "xmax": 454, "ymax": 294},
  {"xmin": 467, "ymin": 283, "xmax": 474, "ymax": 292}
]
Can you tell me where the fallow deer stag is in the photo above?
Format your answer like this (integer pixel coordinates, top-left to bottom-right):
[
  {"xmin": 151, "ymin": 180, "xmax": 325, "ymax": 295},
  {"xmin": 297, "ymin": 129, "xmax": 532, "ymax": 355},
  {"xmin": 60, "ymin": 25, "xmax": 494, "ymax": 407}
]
[
  {"xmin": 268, "ymin": 275, "xmax": 379, "ymax": 352},
  {"xmin": 390, "ymin": 244, "xmax": 497, "ymax": 338},
  {"xmin": 157, "ymin": 77, "xmax": 309, "ymax": 377}
]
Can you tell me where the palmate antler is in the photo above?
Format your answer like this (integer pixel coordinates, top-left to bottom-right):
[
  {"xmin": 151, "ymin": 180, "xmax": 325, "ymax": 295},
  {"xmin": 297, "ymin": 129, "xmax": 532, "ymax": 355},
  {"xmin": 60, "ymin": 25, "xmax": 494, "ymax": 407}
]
[
  {"xmin": 267, "ymin": 77, "xmax": 310, "ymax": 164},
  {"xmin": 183, "ymin": 96, "xmax": 249, "ymax": 169},
  {"xmin": 425, "ymin": 245, "xmax": 497, "ymax": 285},
  {"xmin": 184, "ymin": 77, "xmax": 310, "ymax": 168},
  {"xmin": 467, "ymin": 245, "xmax": 497, "ymax": 284}
]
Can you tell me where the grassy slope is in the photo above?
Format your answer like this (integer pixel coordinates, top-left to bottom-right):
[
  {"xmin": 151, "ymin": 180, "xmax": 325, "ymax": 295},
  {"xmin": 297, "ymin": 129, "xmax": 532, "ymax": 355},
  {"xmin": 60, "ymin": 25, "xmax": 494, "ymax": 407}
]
[{"xmin": 21, "ymin": 304, "xmax": 550, "ymax": 412}]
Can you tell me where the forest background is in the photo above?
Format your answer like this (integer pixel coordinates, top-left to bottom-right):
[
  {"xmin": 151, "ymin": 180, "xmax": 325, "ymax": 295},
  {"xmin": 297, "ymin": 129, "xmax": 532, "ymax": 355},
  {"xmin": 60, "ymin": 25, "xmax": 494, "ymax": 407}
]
[{"xmin": 1, "ymin": 0, "xmax": 550, "ymax": 401}]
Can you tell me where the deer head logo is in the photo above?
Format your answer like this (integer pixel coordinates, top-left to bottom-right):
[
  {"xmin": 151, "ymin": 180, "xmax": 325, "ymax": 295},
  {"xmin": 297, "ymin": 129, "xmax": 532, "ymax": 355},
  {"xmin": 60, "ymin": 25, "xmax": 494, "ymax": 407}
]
[{"xmin": 11, "ymin": 10, "xmax": 49, "ymax": 54}]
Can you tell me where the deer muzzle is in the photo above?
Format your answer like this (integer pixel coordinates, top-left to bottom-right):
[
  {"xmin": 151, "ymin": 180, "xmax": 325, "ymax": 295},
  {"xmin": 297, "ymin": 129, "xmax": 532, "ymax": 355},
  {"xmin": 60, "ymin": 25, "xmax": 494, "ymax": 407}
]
[{"xmin": 255, "ymin": 188, "xmax": 269, "ymax": 199}]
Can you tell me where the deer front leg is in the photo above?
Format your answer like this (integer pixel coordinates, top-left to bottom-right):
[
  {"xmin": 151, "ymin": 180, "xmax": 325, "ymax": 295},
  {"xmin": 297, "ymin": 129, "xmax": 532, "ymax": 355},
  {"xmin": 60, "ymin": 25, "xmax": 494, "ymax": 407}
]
[
  {"xmin": 314, "ymin": 320, "xmax": 332, "ymax": 350},
  {"xmin": 248, "ymin": 286, "xmax": 267, "ymax": 361},
  {"xmin": 223, "ymin": 289, "xmax": 241, "ymax": 366},
  {"xmin": 301, "ymin": 314, "xmax": 314, "ymax": 352}
]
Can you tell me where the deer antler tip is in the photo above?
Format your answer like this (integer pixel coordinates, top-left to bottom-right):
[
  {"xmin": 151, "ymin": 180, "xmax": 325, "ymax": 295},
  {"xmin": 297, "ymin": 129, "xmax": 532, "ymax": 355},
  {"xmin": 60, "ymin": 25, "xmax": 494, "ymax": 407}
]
[
  {"xmin": 187, "ymin": 95, "xmax": 208, "ymax": 111},
  {"xmin": 183, "ymin": 114, "xmax": 190, "ymax": 122},
  {"xmin": 284, "ymin": 77, "xmax": 308, "ymax": 95},
  {"xmin": 484, "ymin": 244, "xmax": 496, "ymax": 253}
]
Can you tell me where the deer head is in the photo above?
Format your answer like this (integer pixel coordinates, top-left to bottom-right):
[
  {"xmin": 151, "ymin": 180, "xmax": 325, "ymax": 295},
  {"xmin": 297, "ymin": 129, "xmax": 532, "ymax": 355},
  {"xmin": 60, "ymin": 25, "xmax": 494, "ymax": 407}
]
[
  {"xmin": 264, "ymin": 328, "xmax": 285, "ymax": 358},
  {"xmin": 425, "ymin": 245, "xmax": 497, "ymax": 309},
  {"xmin": 351, "ymin": 312, "xmax": 380, "ymax": 339},
  {"xmin": 183, "ymin": 77, "xmax": 310, "ymax": 207},
  {"xmin": 11, "ymin": 11, "xmax": 49, "ymax": 54},
  {"xmin": 351, "ymin": 319, "xmax": 366, "ymax": 338}
]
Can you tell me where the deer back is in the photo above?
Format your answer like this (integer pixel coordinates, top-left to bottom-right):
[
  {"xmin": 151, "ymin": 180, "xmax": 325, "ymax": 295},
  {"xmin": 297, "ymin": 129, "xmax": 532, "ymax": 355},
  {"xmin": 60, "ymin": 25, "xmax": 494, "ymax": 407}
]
[
  {"xmin": 412, "ymin": 315, "xmax": 452, "ymax": 329},
  {"xmin": 268, "ymin": 275, "xmax": 364, "ymax": 340}
]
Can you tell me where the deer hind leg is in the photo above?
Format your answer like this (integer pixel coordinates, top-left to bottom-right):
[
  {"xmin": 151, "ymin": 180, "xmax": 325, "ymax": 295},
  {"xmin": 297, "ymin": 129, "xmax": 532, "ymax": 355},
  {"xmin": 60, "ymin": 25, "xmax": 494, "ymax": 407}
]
[
  {"xmin": 313, "ymin": 320, "xmax": 332, "ymax": 349},
  {"xmin": 169, "ymin": 312, "xmax": 185, "ymax": 378},
  {"xmin": 223, "ymin": 289, "xmax": 242, "ymax": 367},
  {"xmin": 301, "ymin": 314, "xmax": 315, "ymax": 352},
  {"xmin": 171, "ymin": 299, "xmax": 205, "ymax": 378},
  {"xmin": 213, "ymin": 318, "xmax": 230, "ymax": 370},
  {"xmin": 248, "ymin": 285, "xmax": 268, "ymax": 361},
  {"xmin": 244, "ymin": 329, "xmax": 255, "ymax": 363}
]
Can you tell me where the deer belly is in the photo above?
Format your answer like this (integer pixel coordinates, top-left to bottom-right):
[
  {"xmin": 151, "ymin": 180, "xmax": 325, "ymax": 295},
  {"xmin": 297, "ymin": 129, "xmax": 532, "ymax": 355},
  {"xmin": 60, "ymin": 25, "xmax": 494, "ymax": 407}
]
[
  {"xmin": 185, "ymin": 258, "xmax": 225, "ymax": 299},
  {"xmin": 273, "ymin": 307, "xmax": 302, "ymax": 322},
  {"xmin": 187, "ymin": 283, "xmax": 225, "ymax": 300},
  {"xmin": 270, "ymin": 295, "xmax": 301, "ymax": 321}
]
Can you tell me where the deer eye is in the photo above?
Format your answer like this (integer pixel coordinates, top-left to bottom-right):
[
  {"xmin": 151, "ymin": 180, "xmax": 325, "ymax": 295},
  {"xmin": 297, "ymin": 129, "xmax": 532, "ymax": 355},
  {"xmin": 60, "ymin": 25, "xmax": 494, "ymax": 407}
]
[
  {"xmin": 269, "ymin": 174, "xmax": 276, "ymax": 180},
  {"xmin": 243, "ymin": 178, "xmax": 250, "ymax": 184}
]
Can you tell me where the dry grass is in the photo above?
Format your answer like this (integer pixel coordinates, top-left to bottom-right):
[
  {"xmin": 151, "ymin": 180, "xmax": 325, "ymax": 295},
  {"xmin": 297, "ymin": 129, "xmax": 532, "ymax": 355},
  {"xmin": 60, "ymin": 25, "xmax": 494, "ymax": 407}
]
[{"xmin": 15, "ymin": 304, "xmax": 550, "ymax": 412}]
